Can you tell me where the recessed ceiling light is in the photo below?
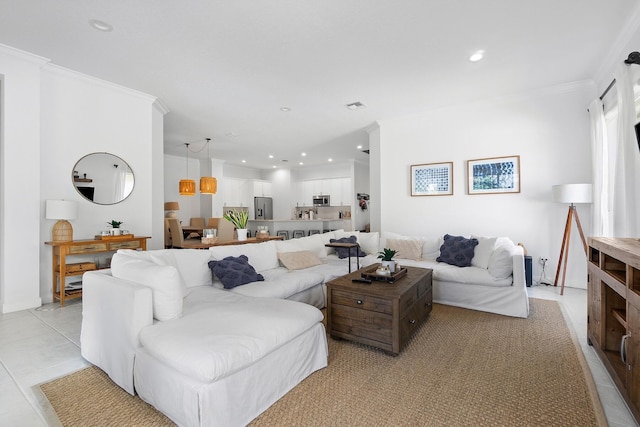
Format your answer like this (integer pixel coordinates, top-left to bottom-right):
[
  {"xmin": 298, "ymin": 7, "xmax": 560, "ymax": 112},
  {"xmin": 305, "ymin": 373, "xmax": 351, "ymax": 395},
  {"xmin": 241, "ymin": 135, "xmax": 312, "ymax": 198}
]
[
  {"xmin": 89, "ymin": 19, "xmax": 113, "ymax": 32},
  {"xmin": 280, "ymin": 107, "xmax": 291, "ymax": 112},
  {"xmin": 301, "ymin": 152, "xmax": 306, "ymax": 157},
  {"xmin": 299, "ymin": 162, "xmax": 304, "ymax": 165},
  {"xmin": 328, "ymin": 158, "xmax": 333, "ymax": 162},
  {"xmin": 469, "ymin": 50, "xmax": 485, "ymax": 62},
  {"xmin": 241, "ymin": 160, "xmax": 246, "ymax": 163},
  {"xmin": 272, "ymin": 165, "xmax": 277, "ymax": 168},
  {"xmin": 356, "ymin": 145, "xmax": 363, "ymax": 149},
  {"xmin": 268, "ymin": 155, "xmax": 274, "ymax": 159},
  {"xmin": 346, "ymin": 101, "xmax": 366, "ymax": 110}
]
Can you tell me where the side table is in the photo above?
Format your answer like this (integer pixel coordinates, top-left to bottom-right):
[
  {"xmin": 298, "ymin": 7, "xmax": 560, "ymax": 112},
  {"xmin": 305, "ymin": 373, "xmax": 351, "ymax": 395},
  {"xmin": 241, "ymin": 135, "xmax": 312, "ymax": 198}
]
[{"xmin": 325, "ymin": 242, "xmax": 361, "ymax": 272}]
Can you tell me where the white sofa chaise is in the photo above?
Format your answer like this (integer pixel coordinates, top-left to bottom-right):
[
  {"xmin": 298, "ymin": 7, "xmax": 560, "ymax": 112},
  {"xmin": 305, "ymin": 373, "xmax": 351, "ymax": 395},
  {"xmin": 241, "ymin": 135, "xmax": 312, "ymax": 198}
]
[{"xmin": 80, "ymin": 229, "xmax": 528, "ymax": 426}]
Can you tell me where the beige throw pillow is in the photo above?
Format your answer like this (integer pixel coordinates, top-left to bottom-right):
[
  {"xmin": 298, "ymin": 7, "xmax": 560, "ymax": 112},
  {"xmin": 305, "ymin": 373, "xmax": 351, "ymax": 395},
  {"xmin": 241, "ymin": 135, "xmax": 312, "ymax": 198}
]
[
  {"xmin": 386, "ymin": 238, "xmax": 423, "ymax": 261},
  {"xmin": 278, "ymin": 251, "xmax": 323, "ymax": 270}
]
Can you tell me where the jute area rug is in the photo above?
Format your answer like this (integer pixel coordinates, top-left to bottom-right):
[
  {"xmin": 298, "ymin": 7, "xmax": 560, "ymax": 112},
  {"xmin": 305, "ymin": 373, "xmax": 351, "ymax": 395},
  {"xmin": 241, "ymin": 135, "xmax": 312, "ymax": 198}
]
[{"xmin": 41, "ymin": 299, "xmax": 605, "ymax": 426}]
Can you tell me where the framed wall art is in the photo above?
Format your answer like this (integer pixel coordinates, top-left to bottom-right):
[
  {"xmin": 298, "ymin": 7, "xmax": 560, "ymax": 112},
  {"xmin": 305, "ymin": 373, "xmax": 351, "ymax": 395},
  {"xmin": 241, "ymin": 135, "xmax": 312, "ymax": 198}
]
[
  {"xmin": 410, "ymin": 162, "xmax": 453, "ymax": 196},
  {"xmin": 467, "ymin": 155, "xmax": 520, "ymax": 195}
]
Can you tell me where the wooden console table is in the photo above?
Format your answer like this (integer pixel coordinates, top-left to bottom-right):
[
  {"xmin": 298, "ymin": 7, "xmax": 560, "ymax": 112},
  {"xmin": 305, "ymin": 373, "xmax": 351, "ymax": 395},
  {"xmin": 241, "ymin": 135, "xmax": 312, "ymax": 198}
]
[
  {"xmin": 587, "ymin": 237, "xmax": 640, "ymax": 423},
  {"xmin": 45, "ymin": 236, "xmax": 150, "ymax": 306}
]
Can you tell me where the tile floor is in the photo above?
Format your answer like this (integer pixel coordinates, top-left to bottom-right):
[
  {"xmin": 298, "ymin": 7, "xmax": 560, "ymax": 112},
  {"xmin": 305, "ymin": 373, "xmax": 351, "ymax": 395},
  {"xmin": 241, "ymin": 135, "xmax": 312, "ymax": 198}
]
[{"xmin": 0, "ymin": 285, "xmax": 638, "ymax": 426}]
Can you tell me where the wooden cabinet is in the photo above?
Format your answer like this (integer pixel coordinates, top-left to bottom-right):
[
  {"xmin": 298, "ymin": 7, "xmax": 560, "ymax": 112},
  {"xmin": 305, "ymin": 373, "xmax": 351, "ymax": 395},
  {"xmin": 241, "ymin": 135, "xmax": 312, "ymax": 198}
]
[
  {"xmin": 326, "ymin": 266, "xmax": 432, "ymax": 355},
  {"xmin": 45, "ymin": 236, "xmax": 150, "ymax": 306},
  {"xmin": 588, "ymin": 237, "xmax": 640, "ymax": 423}
]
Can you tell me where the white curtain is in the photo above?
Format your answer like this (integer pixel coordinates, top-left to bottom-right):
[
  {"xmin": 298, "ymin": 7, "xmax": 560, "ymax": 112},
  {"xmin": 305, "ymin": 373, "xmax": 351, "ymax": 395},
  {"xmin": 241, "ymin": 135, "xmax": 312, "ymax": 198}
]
[
  {"xmin": 612, "ymin": 63, "xmax": 640, "ymax": 236},
  {"xmin": 588, "ymin": 98, "xmax": 608, "ymax": 236}
]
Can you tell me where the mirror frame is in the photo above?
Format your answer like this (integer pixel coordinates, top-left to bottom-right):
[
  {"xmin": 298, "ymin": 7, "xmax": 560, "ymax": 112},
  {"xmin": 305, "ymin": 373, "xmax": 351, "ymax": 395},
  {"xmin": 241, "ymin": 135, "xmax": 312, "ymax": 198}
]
[{"xmin": 72, "ymin": 152, "xmax": 135, "ymax": 205}]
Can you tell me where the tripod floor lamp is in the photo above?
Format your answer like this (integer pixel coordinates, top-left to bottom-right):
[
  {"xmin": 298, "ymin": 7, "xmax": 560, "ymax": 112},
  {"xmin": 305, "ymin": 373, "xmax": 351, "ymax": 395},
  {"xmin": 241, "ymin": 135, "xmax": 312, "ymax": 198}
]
[{"xmin": 552, "ymin": 183, "xmax": 592, "ymax": 295}]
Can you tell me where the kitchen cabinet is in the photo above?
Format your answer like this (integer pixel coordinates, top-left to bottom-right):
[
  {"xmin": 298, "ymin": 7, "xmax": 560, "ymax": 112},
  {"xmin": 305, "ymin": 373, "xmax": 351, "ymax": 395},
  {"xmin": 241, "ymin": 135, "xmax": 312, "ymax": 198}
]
[
  {"xmin": 252, "ymin": 180, "xmax": 272, "ymax": 197},
  {"xmin": 223, "ymin": 178, "xmax": 250, "ymax": 207},
  {"xmin": 587, "ymin": 237, "xmax": 640, "ymax": 423}
]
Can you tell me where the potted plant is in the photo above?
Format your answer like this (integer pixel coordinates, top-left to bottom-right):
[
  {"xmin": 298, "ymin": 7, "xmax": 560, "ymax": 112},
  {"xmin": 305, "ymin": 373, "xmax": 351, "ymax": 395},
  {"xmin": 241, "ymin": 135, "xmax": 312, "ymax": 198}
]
[
  {"xmin": 107, "ymin": 220, "xmax": 124, "ymax": 236},
  {"xmin": 223, "ymin": 209, "xmax": 249, "ymax": 241},
  {"xmin": 377, "ymin": 248, "xmax": 398, "ymax": 272}
]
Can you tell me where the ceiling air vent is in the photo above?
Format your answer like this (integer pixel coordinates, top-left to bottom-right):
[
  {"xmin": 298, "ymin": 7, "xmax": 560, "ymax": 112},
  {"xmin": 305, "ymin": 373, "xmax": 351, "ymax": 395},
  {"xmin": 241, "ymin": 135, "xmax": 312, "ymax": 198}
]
[{"xmin": 346, "ymin": 101, "xmax": 366, "ymax": 110}]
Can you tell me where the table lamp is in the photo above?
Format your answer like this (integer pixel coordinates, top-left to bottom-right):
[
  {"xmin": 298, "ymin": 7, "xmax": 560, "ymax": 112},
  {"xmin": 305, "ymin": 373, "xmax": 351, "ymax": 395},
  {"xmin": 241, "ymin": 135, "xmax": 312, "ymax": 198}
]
[
  {"xmin": 46, "ymin": 200, "xmax": 79, "ymax": 242},
  {"xmin": 551, "ymin": 183, "xmax": 592, "ymax": 295},
  {"xmin": 164, "ymin": 202, "xmax": 179, "ymax": 218}
]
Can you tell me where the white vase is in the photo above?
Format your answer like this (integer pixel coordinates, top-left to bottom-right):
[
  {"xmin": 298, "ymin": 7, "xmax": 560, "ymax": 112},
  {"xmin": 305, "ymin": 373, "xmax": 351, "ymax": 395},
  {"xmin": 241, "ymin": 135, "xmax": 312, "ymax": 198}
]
[
  {"xmin": 381, "ymin": 260, "xmax": 395, "ymax": 273},
  {"xmin": 110, "ymin": 228, "xmax": 121, "ymax": 236},
  {"xmin": 237, "ymin": 229, "xmax": 248, "ymax": 241}
]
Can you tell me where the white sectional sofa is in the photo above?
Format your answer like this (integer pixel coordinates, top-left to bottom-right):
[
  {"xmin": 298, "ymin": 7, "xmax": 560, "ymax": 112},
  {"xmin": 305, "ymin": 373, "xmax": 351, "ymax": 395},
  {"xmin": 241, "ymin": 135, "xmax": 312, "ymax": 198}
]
[{"xmin": 80, "ymin": 229, "xmax": 528, "ymax": 427}]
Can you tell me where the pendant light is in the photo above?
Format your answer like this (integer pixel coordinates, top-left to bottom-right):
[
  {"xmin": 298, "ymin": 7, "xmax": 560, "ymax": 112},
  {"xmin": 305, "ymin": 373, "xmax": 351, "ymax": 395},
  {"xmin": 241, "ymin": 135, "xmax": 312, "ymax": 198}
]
[
  {"xmin": 179, "ymin": 143, "xmax": 196, "ymax": 196},
  {"xmin": 200, "ymin": 137, "xmax": 218, "ymax": 194}
]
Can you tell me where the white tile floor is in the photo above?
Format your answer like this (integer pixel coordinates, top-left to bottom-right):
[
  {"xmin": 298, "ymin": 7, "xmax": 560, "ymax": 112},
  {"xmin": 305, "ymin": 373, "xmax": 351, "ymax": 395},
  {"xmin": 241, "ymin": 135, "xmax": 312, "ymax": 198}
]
[{"xmin": 0, "ymin": 286, "xmax": 638, "ymax": 426}]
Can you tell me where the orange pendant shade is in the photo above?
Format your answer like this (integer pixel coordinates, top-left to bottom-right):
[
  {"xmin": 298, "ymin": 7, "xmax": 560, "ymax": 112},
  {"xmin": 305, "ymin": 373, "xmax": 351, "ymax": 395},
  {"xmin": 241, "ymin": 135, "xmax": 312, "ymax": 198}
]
[
  {"xmin": 179, "ymin": 179, "xmax": 196, "ymax": 196},
  {"xmin": 200, "ymin": 176, "xmax": 217, "ymax": 194}
]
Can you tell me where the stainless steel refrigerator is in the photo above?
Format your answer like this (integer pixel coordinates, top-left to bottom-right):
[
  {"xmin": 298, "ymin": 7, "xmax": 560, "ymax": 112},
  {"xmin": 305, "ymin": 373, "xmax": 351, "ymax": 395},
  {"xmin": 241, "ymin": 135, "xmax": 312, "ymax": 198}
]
[{"xmin": 254, "ymin": 197, "xmax": 273, "ymax": 220}]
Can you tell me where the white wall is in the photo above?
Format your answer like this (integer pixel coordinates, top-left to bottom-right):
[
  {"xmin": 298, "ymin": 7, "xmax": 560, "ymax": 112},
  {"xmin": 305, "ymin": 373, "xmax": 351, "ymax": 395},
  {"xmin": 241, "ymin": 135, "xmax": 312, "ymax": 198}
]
[
  {"xmin": 38, "ymin": 64, "xmax": 165, "ymax": 303},
  {"xmin": 372, "ymin": 83, "xmax": 595, "ymax": 288},
  {"xmin": 0, "ymin": 45, "xmax": 47, "ymax": 313},
  {"xmin": 164, "ymin": 154, "xmax": 201, "ymax": 225}
]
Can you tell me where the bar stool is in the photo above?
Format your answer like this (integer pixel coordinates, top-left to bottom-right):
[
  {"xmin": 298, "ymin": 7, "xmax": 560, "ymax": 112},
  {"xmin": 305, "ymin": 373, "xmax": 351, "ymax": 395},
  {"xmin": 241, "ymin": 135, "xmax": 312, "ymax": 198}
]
[
  {"xmin": 276, "ymin": 230, "xmax": 289, "ymax": 240},
  {"xmin": 292, "ymin": 230, "xmax": 305, "ymax": 239},
  {"xmin": 308, "ymin": 230, "xmax": 321, "ymax": 236}
]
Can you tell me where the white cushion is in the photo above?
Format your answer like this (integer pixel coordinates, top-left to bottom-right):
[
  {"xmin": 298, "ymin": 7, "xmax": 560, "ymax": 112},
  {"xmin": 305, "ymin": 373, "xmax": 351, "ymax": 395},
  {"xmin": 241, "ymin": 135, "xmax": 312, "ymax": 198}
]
[
  {"xmin": 488, "ymin": 246, "xmax": 513, "ymax": 280},
  {"xmin": 115, "ymin": 249, "xmax": 188, "ymax": 295},
  {"xmin": 208, "ymin": 240, "xmax": 279, "ymax": 272},
  {"xmin": 421, "ymin": 236, "xmax": 443, "ymax": 260},
  {"xmin": 471, "ymin": 236, "xmax": 497, "ymax": 269},
  {"xmin": 111, "ymin": 252, "xmax": 183, "ymax": 321},
  {"xmin": 357, "ymin": 232, "xmax": 380, "ymax": 255},
  {"xmin": 274, "ymin": 234, "xmax": 328, "ymax": 258}
]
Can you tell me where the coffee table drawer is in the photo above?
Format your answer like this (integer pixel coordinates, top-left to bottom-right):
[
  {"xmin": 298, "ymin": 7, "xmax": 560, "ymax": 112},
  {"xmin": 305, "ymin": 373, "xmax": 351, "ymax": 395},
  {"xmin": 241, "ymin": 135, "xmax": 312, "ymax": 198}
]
[
  {"xmin": 331, "ymin": 305, "xmax": 392, "ymax": 344},
  {"xmin": 400, "ymin": 292, "xmax": 432, "ymax": 345},
  {"xmin": 331, "ymin": 289, "xmax": 392, "ymax": 314}
]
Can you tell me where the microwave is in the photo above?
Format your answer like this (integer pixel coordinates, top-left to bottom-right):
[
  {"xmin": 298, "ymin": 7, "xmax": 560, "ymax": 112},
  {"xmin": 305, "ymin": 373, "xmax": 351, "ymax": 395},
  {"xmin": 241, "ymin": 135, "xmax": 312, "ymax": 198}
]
[{"xmin": 312, "ymin": 195, "xmax": 330, "ymax": 206}]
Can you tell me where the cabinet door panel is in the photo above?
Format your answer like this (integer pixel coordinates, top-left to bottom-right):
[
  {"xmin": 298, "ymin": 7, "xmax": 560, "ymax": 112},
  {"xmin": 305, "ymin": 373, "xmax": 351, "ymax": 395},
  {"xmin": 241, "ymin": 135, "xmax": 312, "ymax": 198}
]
[{"xmin": 628, "ymin": 303, "xmax": 640, "ymax": 409}]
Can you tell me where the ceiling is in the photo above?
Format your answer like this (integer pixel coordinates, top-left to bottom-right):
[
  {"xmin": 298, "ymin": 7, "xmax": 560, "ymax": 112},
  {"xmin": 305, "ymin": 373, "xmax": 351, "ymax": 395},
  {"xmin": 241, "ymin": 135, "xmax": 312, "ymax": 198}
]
[{"xmin": 1, "ymin": 0, "xmax": 638, "ymax": 169}]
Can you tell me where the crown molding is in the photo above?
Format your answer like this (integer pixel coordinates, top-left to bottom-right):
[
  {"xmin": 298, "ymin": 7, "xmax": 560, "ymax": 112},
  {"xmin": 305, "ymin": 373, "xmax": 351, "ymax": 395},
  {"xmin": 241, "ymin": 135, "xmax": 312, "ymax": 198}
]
[
  {"xmin": 43, "ymin": 63, "xmax": 158, "ymax": 103},
  {"xmin": 0, "ymin": 43, "xmax": 49, "ymax": 66}
]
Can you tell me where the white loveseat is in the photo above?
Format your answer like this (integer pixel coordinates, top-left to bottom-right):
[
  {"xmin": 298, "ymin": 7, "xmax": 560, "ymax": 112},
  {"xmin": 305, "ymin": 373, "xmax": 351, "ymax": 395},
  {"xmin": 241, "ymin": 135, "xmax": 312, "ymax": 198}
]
[{"xmin": 80, "ymin": 229, "xmax": 528, "ymax": 426}]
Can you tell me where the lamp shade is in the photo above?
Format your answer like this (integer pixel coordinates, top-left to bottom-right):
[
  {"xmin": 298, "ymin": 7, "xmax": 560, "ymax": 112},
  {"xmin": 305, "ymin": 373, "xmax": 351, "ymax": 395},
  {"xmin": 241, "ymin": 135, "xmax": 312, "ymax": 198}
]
[
  {"xmin": 200, "ymin": 176, "xmax": 218, "ymax": 194},
  {"xmin": 46, "ymin": 200, "xmax": 78, "ymax": 220},
  {"xmin": 46, "ymin": 200, "xmax": 78, "ymax": 242},
  {"xmin": 179, "ymin": 179, "xmax": 196, "ymax": 196},
  {"xmin": 552, "ymin": 184, "xmax": 593, "ymax": 204},
  {"xmin": 164, "ymin": 201, "xmax": 179, "ymax": 211}
]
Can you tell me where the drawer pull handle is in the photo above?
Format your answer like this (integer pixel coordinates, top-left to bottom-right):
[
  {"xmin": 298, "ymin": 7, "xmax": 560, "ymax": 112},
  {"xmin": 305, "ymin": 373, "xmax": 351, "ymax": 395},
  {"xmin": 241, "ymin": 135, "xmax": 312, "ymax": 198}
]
[
  {"xmin": 621, "ymin": 334, "xmax": 630, "ymax": 366},
  {"xmin": 410, "ymin": 319, "xmax": 416, "ymax": 324},
  {"xmin": 356, "ymin": 299, "xmax": 363, "ymax": 305}
]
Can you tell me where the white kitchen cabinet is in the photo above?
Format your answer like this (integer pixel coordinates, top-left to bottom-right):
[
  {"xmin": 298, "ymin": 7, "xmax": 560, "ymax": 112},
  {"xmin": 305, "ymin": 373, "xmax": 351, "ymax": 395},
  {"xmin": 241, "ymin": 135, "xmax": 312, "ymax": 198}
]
[
  {"xmin": 341, "ymin": 177, "xmax": 353, "ymax": 206},
  {"xmin": 223, "ymin": 178, "xmax": 250, "ymax": 207},
  {"xmin": 252, "ymin": 180, "xmax": 272, "ymax": 197}
]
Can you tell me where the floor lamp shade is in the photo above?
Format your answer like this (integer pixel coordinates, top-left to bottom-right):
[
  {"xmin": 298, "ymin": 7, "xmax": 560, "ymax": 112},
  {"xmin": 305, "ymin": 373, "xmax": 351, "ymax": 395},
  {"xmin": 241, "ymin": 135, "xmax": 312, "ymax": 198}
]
[
  {"xmin": 552, "ymin": 184, "xmax": 593, "ymax": 204},
  {"xmin": 46, "ymin": 200, "xmax": 78, "ymax": 242}
]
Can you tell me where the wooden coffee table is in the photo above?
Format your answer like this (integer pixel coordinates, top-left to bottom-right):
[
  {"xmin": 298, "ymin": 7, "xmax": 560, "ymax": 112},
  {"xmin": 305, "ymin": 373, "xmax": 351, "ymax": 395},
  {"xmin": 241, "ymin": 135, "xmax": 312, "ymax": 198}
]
[{"xmin": 326, "ymin": 264, "xmax": 433, "ymax": 356}]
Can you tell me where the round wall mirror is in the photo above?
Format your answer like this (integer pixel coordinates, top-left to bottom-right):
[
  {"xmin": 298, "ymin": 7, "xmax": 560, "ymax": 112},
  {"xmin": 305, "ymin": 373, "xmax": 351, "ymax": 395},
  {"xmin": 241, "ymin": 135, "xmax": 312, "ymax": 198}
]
[{"xmin": 72, "ymin": 153, "xmax": 135, "ymax": 205}]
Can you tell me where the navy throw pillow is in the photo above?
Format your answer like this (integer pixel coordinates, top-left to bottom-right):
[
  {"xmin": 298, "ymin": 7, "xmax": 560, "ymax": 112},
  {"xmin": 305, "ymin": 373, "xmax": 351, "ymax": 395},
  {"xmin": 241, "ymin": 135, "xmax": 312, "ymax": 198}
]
[
  {"xmin": 436, "ymin": 234, "xmax": 479, "ymax": 267},
  {"xmin": 329, "ymin": 236, "xmax": 366, "ymax": 259},
  {"xmin": 208, "ymin": 255, "xmax": 264, "ymax": 289}
]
